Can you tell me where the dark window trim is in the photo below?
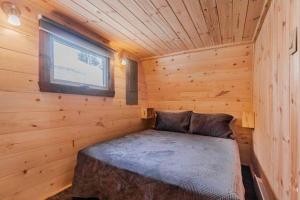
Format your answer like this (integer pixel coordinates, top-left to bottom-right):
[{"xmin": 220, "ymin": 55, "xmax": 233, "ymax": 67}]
[
  {"xmin": 39, "ymin": 16, "xmax": 115, "ymax": 97},
  {"xmin": 126, "ymin": 59, "xmax": 138, "ymax": 105}
]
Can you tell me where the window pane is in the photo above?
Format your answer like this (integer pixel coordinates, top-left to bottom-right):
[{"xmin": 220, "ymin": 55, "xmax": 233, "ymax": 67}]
[{"xmin": 52, "ymin": 37, "xmax": 108, "ymax": 89}]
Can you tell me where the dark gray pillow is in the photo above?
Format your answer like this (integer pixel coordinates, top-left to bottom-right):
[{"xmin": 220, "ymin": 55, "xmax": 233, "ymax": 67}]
[
  {"xmin": 155, "ymin": 111, "xmax": 192, "ymax": 133},
  {"xmin": 189, "ymin": 113, "xmax": 234, "ymax": 138}
]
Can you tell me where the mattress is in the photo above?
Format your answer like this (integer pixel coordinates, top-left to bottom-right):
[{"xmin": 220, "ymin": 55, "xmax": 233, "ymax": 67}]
[{"xmin": 72, "ymin": 129, "xmax": 245, "ymax": 200}]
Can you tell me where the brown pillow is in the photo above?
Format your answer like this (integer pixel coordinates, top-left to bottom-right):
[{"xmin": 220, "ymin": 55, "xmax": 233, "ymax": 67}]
[
  {"xmin": 155, "ymin": 111, "xmax": 192, "ymax": 133},
  {"xmin": 189, "ymin": 113, "xmax": 234, "ymax": 138}
]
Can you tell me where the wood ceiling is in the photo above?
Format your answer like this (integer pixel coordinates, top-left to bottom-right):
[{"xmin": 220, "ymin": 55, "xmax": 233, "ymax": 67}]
[{"xmin": 52, "ymin": 0, "xmax": 267, "ymax": 58}]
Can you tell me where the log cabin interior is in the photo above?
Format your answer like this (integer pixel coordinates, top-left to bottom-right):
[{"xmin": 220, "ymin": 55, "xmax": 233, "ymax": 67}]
[{"xmin": 0, "ymin": 0, "xmax": 299, "ymax": 199}]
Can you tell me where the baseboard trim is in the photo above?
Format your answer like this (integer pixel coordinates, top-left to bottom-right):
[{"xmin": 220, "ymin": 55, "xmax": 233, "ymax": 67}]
[
  {"xmin": 250, "ymin": 152, "xmax": 277, "ymax": 200},
  {"xmin": 252, "ymin": 173, "xmax": 269, "ymax": 200}
]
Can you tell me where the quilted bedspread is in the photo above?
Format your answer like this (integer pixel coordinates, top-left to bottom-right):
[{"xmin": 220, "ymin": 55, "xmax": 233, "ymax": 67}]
[{"xmin": 72, "ymin": 129, "xmax": 244, "ymax": 200}]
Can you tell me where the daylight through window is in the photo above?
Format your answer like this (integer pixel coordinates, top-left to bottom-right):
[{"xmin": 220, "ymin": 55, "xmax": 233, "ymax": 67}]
[{"xmin": 39, "ymin": 17, "xmax": 114, "ymax": 97}]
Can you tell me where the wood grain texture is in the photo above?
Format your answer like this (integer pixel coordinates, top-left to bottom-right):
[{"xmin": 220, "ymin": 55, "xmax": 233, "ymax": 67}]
[
  {"xmin": 1, "ymin": 0, "xmax": 299, "ymax": 200},
  {"xmin": 253, "ymin": 0, "xmax": 300, "ymax": 199},
  {"xmin": 46, "ymin": 0, "xmax": 267, "ymax": 58},
  {"xmin": 242, "ymin": 112, "xmax": 255, "ymax": 129},
  {"xmin": 141, "ymin": 44, "xmax": 253, "ymax": 165},
  {"xmin": 0, "ymin": 0, "xmax": 148, "ymax": 199}
]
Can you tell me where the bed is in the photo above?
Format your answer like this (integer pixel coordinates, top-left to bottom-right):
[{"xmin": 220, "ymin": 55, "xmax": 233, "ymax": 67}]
[{"xmin": 71, "ymin": 129, "xmax": 244, "ymax": 200}]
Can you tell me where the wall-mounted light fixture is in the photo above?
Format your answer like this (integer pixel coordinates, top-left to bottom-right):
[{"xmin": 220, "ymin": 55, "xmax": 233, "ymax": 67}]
[
  {"xmin": 1, "ymin": 2, "xmax": 21, "ymax": 26},
  {"xmin": 121, "ymin": 58, "xmax": 127, "ymax": 66},
  {"xmin": 119, "ymin": 50, "xmax": 128, "ymax": 66}
]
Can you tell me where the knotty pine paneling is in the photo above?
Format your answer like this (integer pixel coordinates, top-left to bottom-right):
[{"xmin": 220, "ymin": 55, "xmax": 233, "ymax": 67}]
[
  {"xmin": 253, "ymin": 0, "xmax": 300, "ymax": 199},
  {"xmin": 7, "ymin": 0, "xmax": 268, "ymax": 58},
  {"xmin": 0, "ymin": 1, "xmax": 148, "ymax": 199},
  {"xmin": 48, "ymin": 0, "xmax": 268, "ymax": 57},
  {"xmin": 141, "ymin": 44, "xmax": 253, "ymax": 165}
]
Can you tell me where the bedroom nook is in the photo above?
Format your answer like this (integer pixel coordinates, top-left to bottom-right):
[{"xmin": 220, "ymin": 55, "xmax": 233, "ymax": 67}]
[{"xmin": 0, "ymin": 0, "xmax": 299, "ymax": 200}]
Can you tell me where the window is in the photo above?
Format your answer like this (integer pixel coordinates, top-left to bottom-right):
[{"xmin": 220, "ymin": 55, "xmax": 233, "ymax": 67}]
[{"xmin": 39, "ymin": 17, "xmax": 115, "ymax": 97}]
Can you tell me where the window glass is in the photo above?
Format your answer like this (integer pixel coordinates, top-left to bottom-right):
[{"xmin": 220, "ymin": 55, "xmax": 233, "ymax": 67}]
[
  {"xmin": 39, "ymin": 16, "xmax": 114, "ymax": 97},
  {"xmin": 52, "ymin": 37, "xmax": 108, "ymax": 89}
]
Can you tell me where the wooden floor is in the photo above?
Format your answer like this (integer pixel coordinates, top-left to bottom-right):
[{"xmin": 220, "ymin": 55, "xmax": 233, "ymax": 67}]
[{"xmin": 47, "ymin": 166, "xmax": 258, "ymax": 200}]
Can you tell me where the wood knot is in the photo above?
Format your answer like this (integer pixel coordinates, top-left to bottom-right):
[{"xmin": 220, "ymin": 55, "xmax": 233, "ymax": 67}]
[
  {"xmin": 282, "ymin": 21, "xmax": 286, "ymax": 26},
  {"xmin": 96, "ymin": 121, "xmax": 104, "ymax": 127},
  {"xmin": 25, "ymin": 6, "xmax": 31, "ymax": 12},
  {"xmin": 215, "ymin": 90, "xmax": 230, "ymax": 97}
]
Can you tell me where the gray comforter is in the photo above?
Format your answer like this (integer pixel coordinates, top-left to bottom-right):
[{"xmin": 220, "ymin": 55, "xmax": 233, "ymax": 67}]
[{"xmin": 72, "ymin": 129, "xmax": 245, "ymax": 200}]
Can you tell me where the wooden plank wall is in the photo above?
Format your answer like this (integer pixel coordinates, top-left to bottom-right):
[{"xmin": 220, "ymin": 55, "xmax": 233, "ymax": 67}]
[
  {"xmin": 0, "ymin": 1, "xmax": 148, "ymax": 199},
  {"xmin": 141, "ymin": 44, "xmax": 253, "ymax": 165},
  {"xmin": 253, "ymin": 0, "xmax": 300, "ymax": 199}
]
